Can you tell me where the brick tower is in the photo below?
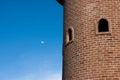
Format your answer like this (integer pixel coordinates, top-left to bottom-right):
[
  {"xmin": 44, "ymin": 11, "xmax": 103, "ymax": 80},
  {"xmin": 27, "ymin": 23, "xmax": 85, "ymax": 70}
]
[{"xmin": 57, "ymin": 0, "xmax": 120, "ymax": 80}]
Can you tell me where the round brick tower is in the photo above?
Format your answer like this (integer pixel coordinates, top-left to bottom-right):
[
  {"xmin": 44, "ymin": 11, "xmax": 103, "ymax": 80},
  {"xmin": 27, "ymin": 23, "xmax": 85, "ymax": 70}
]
[{"xmin": 57, "ymin": 0, "xmax": 120, "ymax": 80}]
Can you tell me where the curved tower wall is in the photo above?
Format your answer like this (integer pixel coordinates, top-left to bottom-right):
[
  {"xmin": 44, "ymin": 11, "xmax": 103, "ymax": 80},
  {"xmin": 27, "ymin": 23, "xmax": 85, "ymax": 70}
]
[{"xmin": 62, "ymin": 0, "xmax": 120, "ymax": 80}]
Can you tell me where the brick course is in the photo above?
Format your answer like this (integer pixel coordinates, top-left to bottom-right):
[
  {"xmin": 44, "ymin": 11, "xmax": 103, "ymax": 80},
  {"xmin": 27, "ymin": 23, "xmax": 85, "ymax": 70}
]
[{"xmin": 59, "ymin": 0, "xmax": 120, "ymax": 80}]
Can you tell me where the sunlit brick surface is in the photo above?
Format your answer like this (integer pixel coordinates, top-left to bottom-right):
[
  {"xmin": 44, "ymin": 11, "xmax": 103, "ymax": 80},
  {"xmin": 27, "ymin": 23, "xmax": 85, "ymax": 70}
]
[{"xmin": 62, "ymin": 0, "xmax": 120, "ymax": 80}]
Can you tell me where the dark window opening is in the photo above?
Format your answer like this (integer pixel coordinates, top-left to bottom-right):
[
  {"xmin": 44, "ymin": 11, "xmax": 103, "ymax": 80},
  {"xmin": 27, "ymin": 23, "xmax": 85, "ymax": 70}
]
[
  {"xmin": 68, "ymin": 29, "xmax": 72, "ymax": 41},
  {"xmin": 98, "ymin": 18, "xmax": 109, "ymax": 32}
]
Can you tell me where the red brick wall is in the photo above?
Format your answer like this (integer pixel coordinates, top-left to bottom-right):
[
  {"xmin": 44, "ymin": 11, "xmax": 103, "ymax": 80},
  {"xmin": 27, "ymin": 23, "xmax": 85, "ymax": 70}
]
[{"xmin": 62, "ymin": 0, "xmax": 120, "ymax": 80}]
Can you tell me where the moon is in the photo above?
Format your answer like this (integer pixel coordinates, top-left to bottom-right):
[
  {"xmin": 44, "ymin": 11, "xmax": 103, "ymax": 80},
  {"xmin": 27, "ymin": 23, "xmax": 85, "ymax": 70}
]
[{"xmin": 41, "ymin": 41, "xmax": 45, "ymax": 44}]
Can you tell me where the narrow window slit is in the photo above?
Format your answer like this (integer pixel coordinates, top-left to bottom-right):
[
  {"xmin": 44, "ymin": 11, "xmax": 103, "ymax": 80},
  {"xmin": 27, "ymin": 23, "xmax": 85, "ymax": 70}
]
[
  {"xmin": 68, "ymin": 29, "xmax": 72, "ymax": 41},
  {"xmin": 66, "ymin": 28, "xmax": 74, "ymax": 45}
]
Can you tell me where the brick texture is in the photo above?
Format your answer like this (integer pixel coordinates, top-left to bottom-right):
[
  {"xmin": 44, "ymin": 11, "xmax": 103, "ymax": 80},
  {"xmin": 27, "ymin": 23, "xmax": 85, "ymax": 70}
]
[{"xmin": 61, "ymin": 0, "xmax": 120, "ymax": 80}]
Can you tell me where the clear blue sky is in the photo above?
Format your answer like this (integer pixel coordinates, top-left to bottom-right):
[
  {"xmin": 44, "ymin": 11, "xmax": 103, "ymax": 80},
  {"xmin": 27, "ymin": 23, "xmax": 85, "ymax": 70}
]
[{"xmin": 0, "ymin": 0, "xmax": 63, "ymax": 80}]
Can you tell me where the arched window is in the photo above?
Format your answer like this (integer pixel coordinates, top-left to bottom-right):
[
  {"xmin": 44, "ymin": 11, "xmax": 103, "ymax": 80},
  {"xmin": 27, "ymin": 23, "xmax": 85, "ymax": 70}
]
[
  {"xmin": 98, "ymin": 18, "xmax": 109, "ymax": 32},
  {"xmin": 66, "ymin": 28, "xmax": 74, "ymax": 44}
]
